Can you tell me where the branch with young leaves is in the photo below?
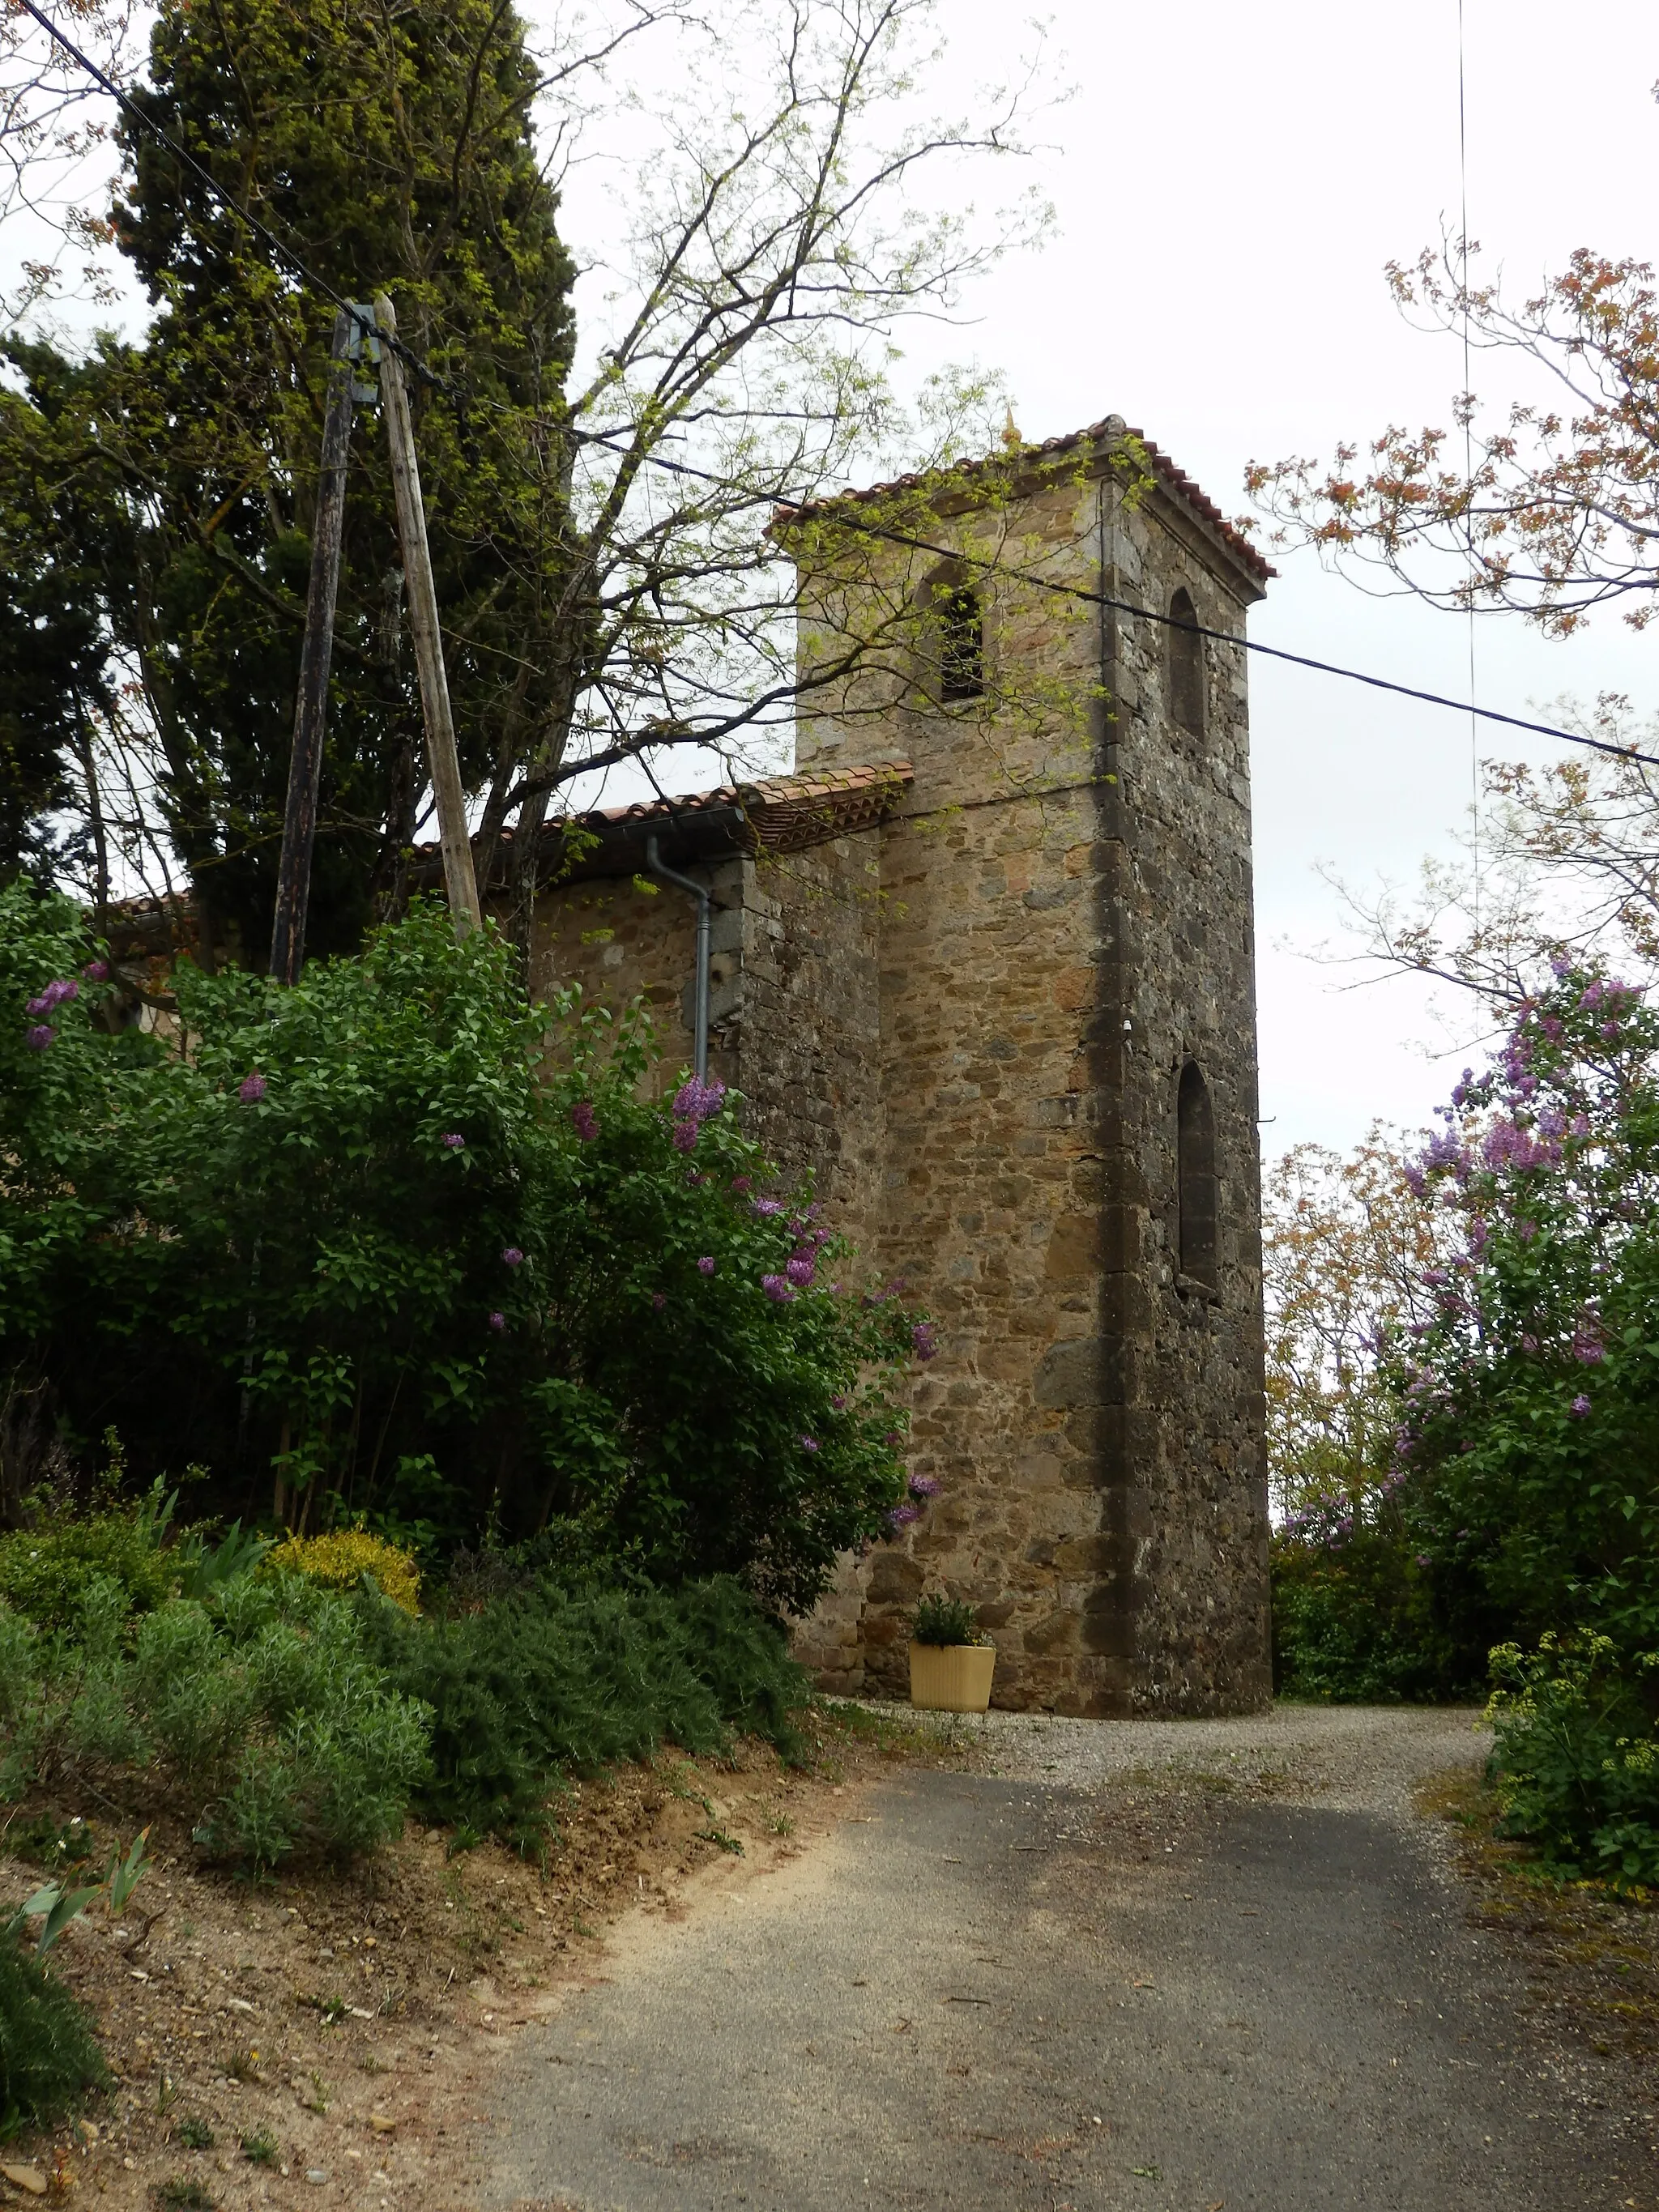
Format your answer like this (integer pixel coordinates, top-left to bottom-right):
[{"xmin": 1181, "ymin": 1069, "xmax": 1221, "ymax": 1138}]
[{"xmin": 1247, "ymin": 242, "xmax": 1659, "ymax": 637}]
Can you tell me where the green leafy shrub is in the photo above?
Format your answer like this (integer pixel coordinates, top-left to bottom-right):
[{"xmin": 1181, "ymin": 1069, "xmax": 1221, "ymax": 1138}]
[
  {"xmin": 371, "ymin": 1575, "xmax": 808, "ymax": 1846},
  {"xmin": 1, "ymin": 889, "xmax": 928, "ymax": 1614},
  {"xmin": 0, "ymin": 1922, "xmax": 108, "ymax": 2139},
  {"xmin": 0, "ymin": 1498, "xmax": 177, "ymax": 1631},
  {"xmin": 1270, "ymin": 1527, "xmax": 1485, "ymax": 1702},
  {"xmin": 911, "ymin": 1595, "xmax": 983, "ymax": 1648},
  {"xmin": 1486, "ymin": 1634, "xmax": 1659, "ymax": 1889},
  {"xmin": 0, "ymin": 1576, "xmax": 431, "ymax": 1868},
  {"xmin": 1392, "ymin": 964, "xmax": 1659, "ymax": 1660}
]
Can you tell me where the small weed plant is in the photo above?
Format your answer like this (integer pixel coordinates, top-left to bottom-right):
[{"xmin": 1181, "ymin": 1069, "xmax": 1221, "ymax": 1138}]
[{"xmin": 0, "ymin": 1920, "xmax": 108, "ymax": 2139}]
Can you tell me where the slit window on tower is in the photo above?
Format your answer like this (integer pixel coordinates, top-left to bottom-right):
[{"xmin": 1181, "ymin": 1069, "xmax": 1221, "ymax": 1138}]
[
  {"xmin": 936, "ymin": 582, "xmax": 983, "ymax": 701},
  {"xmin": 1178, "ymin": 1059, "xmax": 1218, "ymax": 1290},
  {"xmin": 1169, "ymin": 585, "xmax": 1205, "ymax": 736}
]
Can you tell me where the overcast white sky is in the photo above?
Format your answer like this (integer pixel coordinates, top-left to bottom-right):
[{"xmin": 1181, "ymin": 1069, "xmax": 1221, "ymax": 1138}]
[
  {"xmin": 15, "ymin": 0, "xmax": 1656, "ymax": 1161},
  {"xmin": 540, "ymin": 0, "xmax": 1659, "ymax": 1159},
  {"xmin": 894, "ymin": 0, "xmax": 1659, "ymax": 1158}
]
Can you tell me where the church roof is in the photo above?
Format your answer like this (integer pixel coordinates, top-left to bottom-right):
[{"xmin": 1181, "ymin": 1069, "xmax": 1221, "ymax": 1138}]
[
  {"xmin": 778, "ymin": 418, "xmax": 1276, "ymax": 587},
  {"xmin": 531, "ymin": 759, "xmax": 915, "ymax": 881}
]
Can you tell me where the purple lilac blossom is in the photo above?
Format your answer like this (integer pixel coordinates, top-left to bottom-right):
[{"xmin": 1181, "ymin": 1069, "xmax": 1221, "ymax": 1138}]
[
  {"xmin": 488, "ymin": 1311, "xmax": 506, "ymax": 1331},
  {"xmin": 800, "ymin": 1434, "xmax": 819, "ymax": 1453},
  {"xmin": 1571, "ymin": 1394, "xmax": 1592, "ymax": 1418},
  {"xmin": 673, "ymin": 1075, "xmax": 727, "ymax": 1121},
  {"xmin": 1571, "ymin": 1326, "xmax": 1605, "ymax": 1365},
  {"xmin": 570, "ymin": 1102, "xmax": 599, "ymax": 1140},
  {"xmin": 830, "ymin": 1393, "xmax": 847, "ymax": 1409},
  {"xmin": 911, "ymin": 1322, "xmax": 938, "ymax": 1361},
  {"xmin": 23, "ymin": 1025, "xmax": 53, "ymax": 1050},
  {"xmin": 501, "ymin": 1247, "xmax": 524, "ymax": 1268},
  {"xmin": 761, "ymin": 1274, "xmax": 795, "ymax": 1303},
  {"xmin": 238, "ymin": 1072, "xmax": 267, "ymax": 1103},
  {"xmin": 83, "ymin": 960, "xmax": 109, "ymax": 981},
  {"xmin": 672, "ymin": 1119, "xmax": 699, "ymax": 1153},
  {"xmin": 886, "ymin": 1502, "xmax": 922, "ymax": 1530},
  {"xmin": 908, "ymin": 1473, "xmax": 940, "ymax": 1498},
  {"xmin": 751, "ymin": 1196, "xmax": 784, "ymax": 1217},
  {"xmin": 884, "ymin": 1430, "xmax": 904, "ymax": 1447},
  {"xmin": 785, "ymin": 1254, "xmax": 815, "ymax": 1287},
  {"xmin": 441, "ymin": 1132, "xmax": 465, "ymax": 1149},
  {"xmin": 730, "ymin": 1176, "xmax": 752, "ymax": 1195},
  {"xmin": 697, "ymin": 1256, "xmax": 715, "ymax": 1275},
  {"xmin": 652, "ymin": 1292, "xmax": 667, "ymax": 1311}
]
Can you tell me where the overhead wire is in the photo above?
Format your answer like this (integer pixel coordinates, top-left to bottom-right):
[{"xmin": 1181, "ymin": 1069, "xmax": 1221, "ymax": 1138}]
[
  {"xmin": 13, "ymin": 0, "xmax": 438, "ymax": 389},
  {"xmin": 18, "ymin": 0, "xmax": 1659, "ymax": 776},
  {"xmin": 1458, "ymin": 0, "xmax": 1482, "ymax": 932}
]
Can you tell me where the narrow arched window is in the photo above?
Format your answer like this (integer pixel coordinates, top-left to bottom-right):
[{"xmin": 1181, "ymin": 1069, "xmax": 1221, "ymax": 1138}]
[
  {"xmin": 919, "ymin": 563, "xmax": 983, "ymax": 704},
  {"xmin": 1168, "ymin": 586, "xmax": 1204, "ymax": 736},
  {"xmin": 1178, "ymin": 1060, "xmax": 1218, "ymax": 1290},
  {"xmin": 937, "ymin": 583, "xmax": 983, "ymax": 701}
]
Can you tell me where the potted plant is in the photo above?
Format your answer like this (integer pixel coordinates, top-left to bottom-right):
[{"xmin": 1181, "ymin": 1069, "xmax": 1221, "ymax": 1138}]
[{"xmin": 908, "ymin": 1594, "xmax": 996, "ymax": 1712}]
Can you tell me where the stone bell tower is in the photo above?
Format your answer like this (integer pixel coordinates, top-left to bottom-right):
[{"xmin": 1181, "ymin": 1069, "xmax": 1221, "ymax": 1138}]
[
  {"xmin": 531, "ymin": 415, "xmax": 1273, "ymax": 1714},
  {"xmin": 785, "ymin": 416, "xmax": 1274, "ymax": 1713}
]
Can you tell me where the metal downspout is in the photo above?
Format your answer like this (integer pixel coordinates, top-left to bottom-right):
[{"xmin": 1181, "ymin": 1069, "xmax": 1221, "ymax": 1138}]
[{"xmin": 645, "ymin": 833, "xmax": 710, "ymax": 1082}]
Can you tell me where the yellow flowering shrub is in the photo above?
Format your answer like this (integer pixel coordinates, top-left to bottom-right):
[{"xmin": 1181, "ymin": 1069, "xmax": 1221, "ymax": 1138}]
[{"xmin": 262, "ymin": 1530, "xmax": 420, "ymax": 1616}]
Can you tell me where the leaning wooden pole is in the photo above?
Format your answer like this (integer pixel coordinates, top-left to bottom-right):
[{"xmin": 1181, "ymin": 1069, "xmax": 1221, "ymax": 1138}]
[
  {"xmin": 374, "ymin": 293, "xmax": 483, "ymax": 938},
  {"xmin": 270, "ymin": 306, "xmax": 357, "ymax": 986}
]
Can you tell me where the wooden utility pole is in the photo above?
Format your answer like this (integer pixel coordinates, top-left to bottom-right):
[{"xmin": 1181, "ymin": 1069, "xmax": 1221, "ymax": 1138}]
[
  {"xmin": 269, "ymin": 305, "xmax": 359, "ymax": 985},
  {"xmin": 374, "ymin": 293, "xmax": 483, "ymax": 937}
]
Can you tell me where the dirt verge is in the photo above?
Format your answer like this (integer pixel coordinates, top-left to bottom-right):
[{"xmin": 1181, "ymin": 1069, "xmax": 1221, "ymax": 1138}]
[{"xmin": 0, "ymin": 1702, "xmax": 958, "ymax": 2210}]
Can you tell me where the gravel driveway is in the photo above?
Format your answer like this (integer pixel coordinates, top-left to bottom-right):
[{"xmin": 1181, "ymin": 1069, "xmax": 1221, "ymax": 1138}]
[{"xmin": 488, "ymin": 1704, "xmax": 1659, "ymax": 2211}]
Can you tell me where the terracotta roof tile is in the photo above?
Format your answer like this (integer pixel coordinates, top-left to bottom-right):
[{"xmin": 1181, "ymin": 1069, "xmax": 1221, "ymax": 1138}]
[
  {"xmin": 552, "ymin": 759, "xmax": 913, "ymax": 859},
  {"xmin": 778, "ymin": 419, "xmax": 1275, "ymax": 586}
]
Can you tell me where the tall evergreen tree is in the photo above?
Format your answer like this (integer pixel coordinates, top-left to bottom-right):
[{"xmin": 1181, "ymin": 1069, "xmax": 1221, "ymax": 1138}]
[{"xmin": 2, "ymin": 0, "xmax": 575, "ymax": 961}]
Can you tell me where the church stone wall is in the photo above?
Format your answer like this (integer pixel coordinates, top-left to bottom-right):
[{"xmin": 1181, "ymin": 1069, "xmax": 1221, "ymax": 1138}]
[
  {"xmin": 734, "ymin": 838, "xmax": 885, "ymax": 1249},
  {"xmin": 534, "ymin": 429, "xmax": 1272, "ymax": 1716},
  {"xmin": 1098, "ymin": 492, "xmax": 1273, "ymax": 1712}
]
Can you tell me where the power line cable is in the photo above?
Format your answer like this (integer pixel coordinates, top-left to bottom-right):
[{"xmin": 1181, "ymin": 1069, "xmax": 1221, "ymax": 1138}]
[
  {"xmin": 22, "ymin": 0, "xmax": 1658, "ymax": 776},
  {"xmin": 14, "ymin": 0, "xmax": 437, "ymax": 387},
  {"xmin": 610, "ymin": 433, "xmax": 1659, "ymax": 771},
  {"xmin": 1458, "ymin": 0, "xmax": 1481, "ymax": 931}
]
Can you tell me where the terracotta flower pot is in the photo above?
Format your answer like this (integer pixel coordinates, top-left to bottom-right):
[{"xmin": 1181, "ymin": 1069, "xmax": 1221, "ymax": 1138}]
[{"xmin": 909, "ymin": 1640, "xmax": 996, "ymax": 1713}]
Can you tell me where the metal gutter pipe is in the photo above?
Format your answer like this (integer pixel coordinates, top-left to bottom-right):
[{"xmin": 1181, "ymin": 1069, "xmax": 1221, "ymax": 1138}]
[{"xmin": 645, "ymin": 833, "xmax": 711, "ymax": 1082}]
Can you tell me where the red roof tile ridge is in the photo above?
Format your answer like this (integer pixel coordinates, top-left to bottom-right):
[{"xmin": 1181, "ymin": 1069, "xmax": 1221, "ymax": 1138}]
[
  {"xmin": 777, "ymin": 418, "xmax": 1274, "ymax": 585},
  {"xmin": 558, "ymin": 758, "xmax": 913, "ymax": 832}
]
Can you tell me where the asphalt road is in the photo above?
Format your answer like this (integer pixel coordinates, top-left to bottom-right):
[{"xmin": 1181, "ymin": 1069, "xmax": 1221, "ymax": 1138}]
[{"xmin": 488, "ymin": 1715, "xmax": 1658, "ymax": 2211}]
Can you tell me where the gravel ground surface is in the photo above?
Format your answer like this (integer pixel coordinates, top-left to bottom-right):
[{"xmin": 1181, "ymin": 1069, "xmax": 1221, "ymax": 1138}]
[
  {"xmin": 887, "ymin": 1698, "xmax": 1495, "ymax": 1809},
  {"xmin": 489, "ymin": 1703, "xmax": 1659, "ymax": 2212}
]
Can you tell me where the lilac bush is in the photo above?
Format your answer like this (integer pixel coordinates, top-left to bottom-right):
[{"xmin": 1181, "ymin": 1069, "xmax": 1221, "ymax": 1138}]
[
  {"xmin": 0, "ymin": 891, "xmax": 928, "ymax": 1614},
  {"xmin": 1389, "ymin": 962, "xmax": 1659, "ymax": 1657}
]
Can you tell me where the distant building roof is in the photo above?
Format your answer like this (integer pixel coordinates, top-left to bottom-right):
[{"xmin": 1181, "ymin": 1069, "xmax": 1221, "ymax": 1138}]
[{"xmin": 777, "ymin": 417, "xmax": 1275, "ymax": 589}]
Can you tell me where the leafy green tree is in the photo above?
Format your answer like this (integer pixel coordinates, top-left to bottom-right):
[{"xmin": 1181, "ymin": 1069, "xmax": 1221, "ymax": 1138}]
[
  {"xmin": 1393, "ymin": 964, "xmax": 1659, "ymax": 1659},
  {"xmin": 0, "ymin": 885, "xmax": 929, "ymax": 1613},
  {"xmin": 2, "ymin": 0, "xmax": 577, "ymax": 957},
  {"xmin": 2, "ymin": 0, "xmax": 1047, "ymax": 970}
]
